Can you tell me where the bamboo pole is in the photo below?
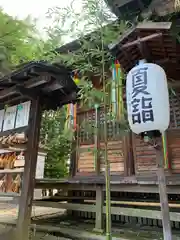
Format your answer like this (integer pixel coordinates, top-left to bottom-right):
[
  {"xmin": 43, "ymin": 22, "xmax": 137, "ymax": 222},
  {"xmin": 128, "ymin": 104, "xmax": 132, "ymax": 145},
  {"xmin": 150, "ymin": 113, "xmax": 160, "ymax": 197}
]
[{"xmin": 101, "ymin": 25, "xmax": 112, "ymax": 240}]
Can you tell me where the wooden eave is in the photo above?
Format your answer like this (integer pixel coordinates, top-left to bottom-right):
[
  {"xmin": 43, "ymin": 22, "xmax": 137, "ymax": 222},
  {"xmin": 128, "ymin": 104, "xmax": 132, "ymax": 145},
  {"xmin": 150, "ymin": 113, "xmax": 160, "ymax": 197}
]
[
  {"xmin": 142, "ymin": 0, "xmax": 179, "ymax": 17},
  {"xmin": 109, "ymin": 21, "xmax": 180, "ymax": 84},
  {"xmin": 106, "ymin": 0, "xmax": 152, "ymax": 18},
  {"xmin": 0, "ymin": 61, "xmax": 78, "ymax": 110},
  {"xmin": 106, "ymin": 0, "xmax": 179, "ymax": 18}
]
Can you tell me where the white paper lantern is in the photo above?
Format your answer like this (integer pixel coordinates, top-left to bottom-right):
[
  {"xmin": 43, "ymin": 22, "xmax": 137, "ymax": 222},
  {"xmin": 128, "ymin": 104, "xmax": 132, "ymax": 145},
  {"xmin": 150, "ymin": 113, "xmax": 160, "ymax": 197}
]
[{"xmin": 126, "ymin": 62, "xmax": 169, "ymax": 134}]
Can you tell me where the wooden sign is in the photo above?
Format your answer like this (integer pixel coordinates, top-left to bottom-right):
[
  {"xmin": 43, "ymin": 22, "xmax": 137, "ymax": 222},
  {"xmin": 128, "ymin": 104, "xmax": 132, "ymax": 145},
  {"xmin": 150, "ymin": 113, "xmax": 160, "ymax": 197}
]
[
  {"xmin": 0, "ymin": 101, "xmax": 31, "ymax": 132},
  {"xmin": 15, "ymin": 101, "xmax": 31, "ymax": 128},
  {"xmin": 3, "ymin": 106, "xmax": 17, "ymax": 131}
]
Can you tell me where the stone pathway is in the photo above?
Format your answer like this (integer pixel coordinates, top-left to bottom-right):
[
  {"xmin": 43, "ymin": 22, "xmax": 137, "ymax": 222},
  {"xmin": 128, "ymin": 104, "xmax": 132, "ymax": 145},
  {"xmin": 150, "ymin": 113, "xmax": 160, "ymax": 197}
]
[{"xmin": 0, "ymin": 203, "xmax": 64, "ymax": 224}]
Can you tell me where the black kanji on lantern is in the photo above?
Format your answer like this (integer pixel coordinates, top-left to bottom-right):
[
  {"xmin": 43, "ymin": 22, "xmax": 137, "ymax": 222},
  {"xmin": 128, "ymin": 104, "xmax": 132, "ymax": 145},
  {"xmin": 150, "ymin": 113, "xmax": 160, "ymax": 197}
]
[
  {"xmin": 142, "ymin": 97, "xmax": 152, "ymax": 109},
  {"xmin": 131, "ymin": 98, "xmax": 141, "ymax": 124},
  {"xmin": 142, "ymin": 97, "xmax": 154, "ymax": 123},
  {"xmin": 142, "ymin": 109, "xmax": 154, "ymax": 123},
  {"xmin": 130, "ymin": 67, "xmax": 154, "ymax": 125},
  {"xmin": 131, "ymin": 98, "xmax": 140, "ymax": 112},
  {"xmin": 132, "ymin": 112, "xmax": 141, "ymax": 124},
  {"xmin": 132, "ymin": 67, "xmax": 150, "ymax": 98}
]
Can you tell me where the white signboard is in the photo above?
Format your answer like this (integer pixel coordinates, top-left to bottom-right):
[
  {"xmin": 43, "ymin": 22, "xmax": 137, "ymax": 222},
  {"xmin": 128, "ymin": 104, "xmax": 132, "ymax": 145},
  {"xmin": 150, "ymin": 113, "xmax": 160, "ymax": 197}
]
[
  {"xmin": 15, "ymin": 101, "xmax": 31, "ymax": 128},
  {"xmin": 36, "ymin": 155, "xmax": 45, "ymax": 179},
  {"xmin": 0, "ymin": 109, "xmax": 5, "ymax": 131},
  {"xmin": 3, "ymin": 106, "xmax": 17, "ymax": 131},
  {"xmin": 126, "ymin": 62, "xmax": 169, "ymax": 134}
]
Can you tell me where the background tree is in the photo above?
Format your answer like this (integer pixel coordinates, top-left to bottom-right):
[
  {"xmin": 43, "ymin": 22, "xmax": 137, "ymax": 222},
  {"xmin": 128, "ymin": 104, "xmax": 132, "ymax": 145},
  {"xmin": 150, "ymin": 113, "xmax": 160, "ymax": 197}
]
[
  {"xmin": 0, "ymin": 9, "xmax": 37, "ymax": 73},
  {"xmin": 40, "ymin": 109, "xmax": 71, "ymax": 178},
  {"xmin": 0, "ymin": 8, "xmax": 68, "ymax": 179}
]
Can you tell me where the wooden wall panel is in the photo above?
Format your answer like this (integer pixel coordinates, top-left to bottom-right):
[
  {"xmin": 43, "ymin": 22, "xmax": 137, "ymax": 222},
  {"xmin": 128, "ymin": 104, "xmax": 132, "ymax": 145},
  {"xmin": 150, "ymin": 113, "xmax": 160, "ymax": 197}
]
[
  {"xmin": 167, "ymin": 130, "xmax": 180, "ymax": 173},
  {"xmin": 133, "ymin": 134, "xmax": 157, "ymax": 174},
  {"xmin": 76, "ymin": 141, "xmax": 124, "ymax": 175},
  {"xmin": 133, "ymin": 129, "xmax": 180, "ymax": 175},
  {"xmin": 100, "ymin": 141, "xmax": 124, "ymax": 174},
  {"xmin": 76, "ymin": 105, "xmax": 126, "ymax": 176},
  {"xmin": 77, "ymin": 144, "xmax": 95, "ymax": 173},
  {"xmin": 133, "ymin": 92, "xmax": 180, "ymax": 175}
]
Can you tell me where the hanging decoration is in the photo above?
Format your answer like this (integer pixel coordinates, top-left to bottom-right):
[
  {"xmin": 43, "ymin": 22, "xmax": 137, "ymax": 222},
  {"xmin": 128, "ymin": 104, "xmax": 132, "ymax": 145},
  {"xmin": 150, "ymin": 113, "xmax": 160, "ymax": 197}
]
[
  {"xmin": 111, "ymin": 59, "xmax": 124, "ymax": 121},
  {"xmin": 65, "ymin": 71, "xmax": 80, "ymax": 131},
  {"xmin": 162, "ymin": 132, "xmax": 169, "ymax": 169},
  {"xmin": 126, "ymin": 62, "xmax": 170, "ymax": 135}
]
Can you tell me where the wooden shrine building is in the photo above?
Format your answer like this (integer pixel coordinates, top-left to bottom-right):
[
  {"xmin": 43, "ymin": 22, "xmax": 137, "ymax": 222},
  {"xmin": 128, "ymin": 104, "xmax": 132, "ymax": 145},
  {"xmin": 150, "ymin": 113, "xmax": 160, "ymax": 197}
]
[
  {"xmin": 2, "ymin": 21, "xmax": 180, "ymax": 237},
  {"xmin": 0, "ymin": 61, "xmax": 78, "ymax": 239},
  {"xmin": 33, "ymin": 21, "xmax": 180, "ymax": 233},
  {"xmin": 62, "ymin": 21, "xmax": 180, "ymax": 180}
]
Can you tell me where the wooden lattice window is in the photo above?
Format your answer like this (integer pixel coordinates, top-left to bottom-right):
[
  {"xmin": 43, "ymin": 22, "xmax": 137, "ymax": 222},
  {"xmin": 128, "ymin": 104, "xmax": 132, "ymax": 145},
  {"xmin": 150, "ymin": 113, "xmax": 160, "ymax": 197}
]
[
  {"xmin": 169, "ymin": 91, "xmax": 180, "ymax": 128},
  {"xmin": 78, "ymin": 109, "xmax": 95, "ymax": 144}
]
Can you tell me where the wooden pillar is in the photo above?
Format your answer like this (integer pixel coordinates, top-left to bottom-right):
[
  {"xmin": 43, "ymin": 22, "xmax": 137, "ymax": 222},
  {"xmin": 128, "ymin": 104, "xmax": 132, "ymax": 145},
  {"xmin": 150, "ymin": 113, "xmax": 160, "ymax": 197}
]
[
  {"xmin": 123, "ymin": 132, "xmax": 134, "ymax": 176},
  {"xmin": 16, "ymin": 97, "xmax": 42, "ymax": 240},
  {"xmin": 94, "ymin": 185, "xmax": 104, "ymax": 233},
  {"xmin": 69, "ymin": 130, "xmax": 77, "ymax": 177},
  {"xmin": 156, "ymin": 145, "xmax": 172, "ymax": 240}
]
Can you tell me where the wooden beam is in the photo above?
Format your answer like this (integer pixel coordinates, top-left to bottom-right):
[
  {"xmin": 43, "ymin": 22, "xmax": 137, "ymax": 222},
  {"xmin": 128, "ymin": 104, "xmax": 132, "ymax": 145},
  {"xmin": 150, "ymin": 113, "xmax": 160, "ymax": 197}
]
[
  {"xmin": 0, "ymin": 75, "xmax": 51, "ymax": 101},
  {"xmin": 16, "ymin": 97, "xmax": 42, "ymax": 240},
  {"xmin": 86, "ymin": 199, "xmax": 180, "ymax": 208},
  {"xmin": 0, "ymin": 126, "xmax": 28, "ymax": 137},
  {"xmin": 42, "ymin": 79, "xmax": 64, "ymax": 92},
  {"xmin": 25, "ymin": 75, "xmax": 51, "ymax": 88},
  {"xmin": 136, "ymin": 22, "xmax": 172, "ymax": 30},
  {"xmin": 121, "ymin": 33, "xmax": 163, "ymax": 49},
  {"xmin": 0, "ymin": 86, "xmax": 17, "ymax": 100},
  {"xmin": 33, "ymin": 200, "xmax": 180, "ymax": 222},
  {"xmin": 33, "ymin": 201, "xmax": 96, "ymax": 212},
  {"xmin": 137, "ymin": 37, "xmax": 151, "ymax": 61},
  {"xmin": 108, "ymin": 26, "xmax": 136, "ymax": 51},
  {"xmin": 15, "ymin": 86, "xmax": 39, "ymax": 100},
  {"xmin": 113, "ymin": 0, "xmax": 133, "ymax": 7},
  {"xmin": 106, "ymin": 206, "xmax": 180, "ymax": 222}
]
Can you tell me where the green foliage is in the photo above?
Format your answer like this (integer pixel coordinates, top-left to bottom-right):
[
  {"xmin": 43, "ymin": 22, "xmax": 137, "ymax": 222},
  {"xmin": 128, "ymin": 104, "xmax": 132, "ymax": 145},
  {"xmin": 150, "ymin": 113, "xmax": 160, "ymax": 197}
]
[
  {"xmin": 0, "ymin": 9, "xmax": 36, "ymax": 72},
  {"xmin": 0, "ymin": 8, "xmax": 63, "ymax": 75},
  {"xmin": 40, "ymin": 108, "xmax": 72, "ymax": 178},
  {"xmin": 47, "ymin": 0, "xmax": 129, "ymax": 108}
]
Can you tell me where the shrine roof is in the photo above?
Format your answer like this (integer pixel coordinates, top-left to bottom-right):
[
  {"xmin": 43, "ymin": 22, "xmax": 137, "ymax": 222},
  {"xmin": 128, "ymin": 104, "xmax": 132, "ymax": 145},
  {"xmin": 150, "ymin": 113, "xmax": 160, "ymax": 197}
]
[
  {"xmin": 109, "ymin": 21, "xmax": 180, "ymax": 84},
  {"xmin": 106, "ymin": 0, "xmax": 178, "ymax": 19},
  {"xmin": 0, "ymin": 61, "xmax": 78, "ymax": 110}
]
